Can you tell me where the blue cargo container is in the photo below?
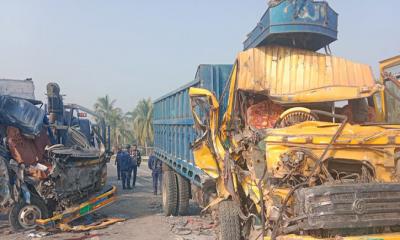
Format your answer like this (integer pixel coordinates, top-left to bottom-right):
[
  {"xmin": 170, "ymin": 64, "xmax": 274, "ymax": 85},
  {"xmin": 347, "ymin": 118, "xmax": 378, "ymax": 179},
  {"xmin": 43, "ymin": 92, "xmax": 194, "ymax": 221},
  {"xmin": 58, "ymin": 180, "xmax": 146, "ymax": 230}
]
[
  {"xmin": 243, "ymin": 0, "xmax": 338, "ymax": 51},
  {"xmin": 153, "ymin": 65, "xmax": 232, "ymax": 188}
]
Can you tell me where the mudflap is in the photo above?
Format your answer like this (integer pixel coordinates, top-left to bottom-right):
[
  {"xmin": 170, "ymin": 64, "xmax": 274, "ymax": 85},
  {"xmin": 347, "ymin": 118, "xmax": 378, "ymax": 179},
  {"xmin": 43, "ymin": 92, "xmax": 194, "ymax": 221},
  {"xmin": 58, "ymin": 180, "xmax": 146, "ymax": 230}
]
[{"xmin": 36, "ymin": 185, "xmax": 117, "ymax": 230}]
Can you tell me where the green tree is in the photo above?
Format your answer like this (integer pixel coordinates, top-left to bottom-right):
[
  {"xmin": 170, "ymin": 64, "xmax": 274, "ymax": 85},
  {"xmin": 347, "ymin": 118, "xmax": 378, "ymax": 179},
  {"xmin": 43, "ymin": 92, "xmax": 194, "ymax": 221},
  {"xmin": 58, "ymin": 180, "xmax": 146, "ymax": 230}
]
[
  {"xmin": 128, "ymin": 98, "xmax": 153, "ymax": 147},
  {"xmin": 94, "ymin": 95, "xmax": 154, "ymax": 148},
  {"xmin": 94, "ymin": 95, "xmax": 125, "ymax": 147}
]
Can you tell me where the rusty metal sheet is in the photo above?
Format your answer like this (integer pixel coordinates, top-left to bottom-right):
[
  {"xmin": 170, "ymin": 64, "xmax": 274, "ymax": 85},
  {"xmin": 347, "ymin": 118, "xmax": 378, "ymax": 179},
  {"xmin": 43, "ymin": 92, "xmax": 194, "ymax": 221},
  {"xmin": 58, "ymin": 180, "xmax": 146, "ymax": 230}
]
[
  {"xmin": 7, "ymin": 127, "xmax": 50, "ymax": 165},
  {"xmin": 236, "ymin": 46, "xmax": 378, "ymax": 103}
]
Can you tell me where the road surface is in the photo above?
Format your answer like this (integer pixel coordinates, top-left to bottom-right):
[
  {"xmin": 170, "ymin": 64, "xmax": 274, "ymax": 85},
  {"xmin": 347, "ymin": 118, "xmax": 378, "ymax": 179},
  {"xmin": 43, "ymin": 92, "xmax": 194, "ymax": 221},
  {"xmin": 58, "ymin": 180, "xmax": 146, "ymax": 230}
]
[{"xmin": 0, "ymin": 162, "xmax": 216, "ymax": 240}]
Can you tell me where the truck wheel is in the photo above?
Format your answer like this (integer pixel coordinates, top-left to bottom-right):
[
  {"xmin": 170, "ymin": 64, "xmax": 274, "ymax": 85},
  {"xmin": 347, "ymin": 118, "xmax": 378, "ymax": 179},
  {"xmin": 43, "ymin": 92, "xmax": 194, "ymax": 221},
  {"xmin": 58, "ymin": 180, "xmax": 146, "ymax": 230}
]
[
  {"xmin": 218, "ymin": 200, "xmax": 241, "ymax": 240},
  {"xmin": 162, "ymin": 169, "xmax": 178, "ymax": 216},
  {"xmin": 176, "ymin": 173, "xmax": 190, "ymax": 215},
  {"xmin": 9, "ymin": 195, "xmax": 49, "ymax": 231}
]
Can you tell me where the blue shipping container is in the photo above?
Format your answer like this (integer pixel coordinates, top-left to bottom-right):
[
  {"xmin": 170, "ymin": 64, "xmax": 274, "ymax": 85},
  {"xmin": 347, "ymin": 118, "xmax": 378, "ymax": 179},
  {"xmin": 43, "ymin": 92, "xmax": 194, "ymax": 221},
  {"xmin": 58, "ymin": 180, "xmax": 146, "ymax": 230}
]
[{"xmin": 153, "ymin": 64, "xmax": 233, "ymax": 187}]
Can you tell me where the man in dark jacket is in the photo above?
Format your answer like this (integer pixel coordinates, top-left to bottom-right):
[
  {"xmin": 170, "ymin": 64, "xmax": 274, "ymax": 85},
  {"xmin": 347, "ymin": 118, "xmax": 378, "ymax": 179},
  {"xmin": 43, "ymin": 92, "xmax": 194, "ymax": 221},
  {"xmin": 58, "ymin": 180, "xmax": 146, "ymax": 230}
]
[
  {"xmin": 130, "ymin": 144, "xmax": 141, "ymax": 188},
  {"xmin": 118, "ymin": 145, "xmax": 133, "ymax": 189},
  {"xmin": 148, "ymin": 153, "xmax": 162, "ymax": 195},
  {"xmin": 114, "ymin": 146, "xmax": 122, "ymax": 180}
]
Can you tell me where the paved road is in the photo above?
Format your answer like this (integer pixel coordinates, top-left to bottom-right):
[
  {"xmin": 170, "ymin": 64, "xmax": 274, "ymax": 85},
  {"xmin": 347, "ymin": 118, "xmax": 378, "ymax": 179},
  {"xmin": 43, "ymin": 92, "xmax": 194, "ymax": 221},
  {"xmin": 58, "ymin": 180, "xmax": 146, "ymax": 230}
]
[{"xmin": 0, "ymin": 162, "xmax": 216, "ymax": 240}]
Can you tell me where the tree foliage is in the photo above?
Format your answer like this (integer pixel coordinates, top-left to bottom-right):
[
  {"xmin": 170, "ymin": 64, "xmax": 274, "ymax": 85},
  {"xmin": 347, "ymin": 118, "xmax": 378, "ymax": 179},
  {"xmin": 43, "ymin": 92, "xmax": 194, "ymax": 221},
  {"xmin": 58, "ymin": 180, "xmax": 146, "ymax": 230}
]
[{"xmin": 94, "ymin": 95, "xmax": 153, "ymax": 148}]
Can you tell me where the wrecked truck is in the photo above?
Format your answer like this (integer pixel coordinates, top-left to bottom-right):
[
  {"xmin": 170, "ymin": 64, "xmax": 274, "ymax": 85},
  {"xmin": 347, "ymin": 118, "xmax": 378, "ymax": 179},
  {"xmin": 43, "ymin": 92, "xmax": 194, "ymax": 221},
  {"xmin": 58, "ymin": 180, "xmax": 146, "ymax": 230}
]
[
  {"xmin": 187, "ymin": 47, "xmax": 400, "ymax": 239},
  {"xmin": 0, "ymin": 82, "xmax": 112, "ymax": 230}
]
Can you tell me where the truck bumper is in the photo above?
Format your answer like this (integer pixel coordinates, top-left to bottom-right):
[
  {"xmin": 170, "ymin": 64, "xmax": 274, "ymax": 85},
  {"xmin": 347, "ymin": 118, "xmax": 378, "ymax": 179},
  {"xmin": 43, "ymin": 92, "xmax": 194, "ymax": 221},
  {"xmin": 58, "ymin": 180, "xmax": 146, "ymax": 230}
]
[{"xmin": 36, "ymin": 185, "xmax": 117, "ymax": 229}]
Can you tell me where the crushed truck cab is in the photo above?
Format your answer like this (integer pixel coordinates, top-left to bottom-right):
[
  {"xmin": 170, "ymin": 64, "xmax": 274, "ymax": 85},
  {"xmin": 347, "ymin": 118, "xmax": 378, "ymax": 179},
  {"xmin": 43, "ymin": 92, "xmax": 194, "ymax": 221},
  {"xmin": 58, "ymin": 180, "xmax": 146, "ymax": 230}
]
[
  {"xmin": 189, "ymin": 46, "xmax": 400, "ymax": 239},
  {"xmin": 0, "ymin": 82, "xmax": 114, "ymax": 231}
]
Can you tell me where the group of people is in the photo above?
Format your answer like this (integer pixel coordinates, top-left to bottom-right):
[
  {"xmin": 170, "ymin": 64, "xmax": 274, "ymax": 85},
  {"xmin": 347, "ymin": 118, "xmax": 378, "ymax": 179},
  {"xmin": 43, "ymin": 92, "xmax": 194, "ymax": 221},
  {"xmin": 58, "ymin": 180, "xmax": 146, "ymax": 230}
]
[
  {"xmin": 115, "ymin": 145, "xmax": 162, "ymax": 195},
  {"xmin": 115, "ymin": 144, "xmax": 141, "ymax": 190}
]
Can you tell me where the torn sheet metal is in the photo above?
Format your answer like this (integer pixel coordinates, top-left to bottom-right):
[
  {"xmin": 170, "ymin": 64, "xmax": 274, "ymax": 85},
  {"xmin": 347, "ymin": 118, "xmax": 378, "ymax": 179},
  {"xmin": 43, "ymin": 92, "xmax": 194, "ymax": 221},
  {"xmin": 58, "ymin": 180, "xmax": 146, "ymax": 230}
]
[
  {"xmin": 7, "ymin": 126, "xmax": 50, "ymax": 165},
  {"xmin": 0, "ymin": 156, "xmax": 11, "ymax": 207},
  {"xmin": 235, "ymin": 46, "xmax": 378, "ymax": 103},
  {"xmin": 36, "ymin": 185, "xmax": 117, "ymax": 230}
]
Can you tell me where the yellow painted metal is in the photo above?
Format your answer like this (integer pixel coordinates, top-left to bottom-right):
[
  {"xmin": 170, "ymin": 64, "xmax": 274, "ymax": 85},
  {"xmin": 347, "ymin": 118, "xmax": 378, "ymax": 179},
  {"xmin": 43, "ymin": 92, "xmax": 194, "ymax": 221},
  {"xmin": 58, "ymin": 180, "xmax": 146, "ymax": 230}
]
[
  {"xmin": 189, "ymin": 87, "xmax": 231, "ymax": 199},
  {"xmin": 265, "ymin": 121, "xmax": 400, "ymax": 182},
  {"xmin": 379, "ymin": 55, "xmax": 400, "ymax": 121},
  {"xmin": 220, "ymin": 63, "xmax": 238, "ymax": 142},
  {"xmin": 380, "ymin": 55, "xmax": 400, "ymax": 73},
  {"xmin": 265, "ymin": 121, "xmax": 400, "ymax": 146},
  {"xmin": 188, "ymin": 87, "xmax": 220, "ymax": 108},
  {"xmin": 36, "ymin": 186, "xmax": 117, "ymax": 229},
  {"xmin": 189, "ymin": 47, "xmax": 400, "ymax": 239},
  {"xmin": 235, "ymin": 46, "xmax": 379, "ymax": 103},
  {"xmin": 192, "ymin": 140, "xmax": 219, "ymax": 178}
]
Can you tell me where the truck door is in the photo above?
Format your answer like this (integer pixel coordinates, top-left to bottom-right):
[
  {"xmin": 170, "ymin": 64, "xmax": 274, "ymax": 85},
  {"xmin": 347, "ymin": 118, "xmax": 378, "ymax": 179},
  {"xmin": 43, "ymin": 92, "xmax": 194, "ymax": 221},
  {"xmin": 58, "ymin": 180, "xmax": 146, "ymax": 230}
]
[
  {"xmin": 380, "ymin": 56, "xmax": 400, "ymax": 123},
  {"xmin": 188, "ymin": 88, "xmax": 224, "ymax": 179}
]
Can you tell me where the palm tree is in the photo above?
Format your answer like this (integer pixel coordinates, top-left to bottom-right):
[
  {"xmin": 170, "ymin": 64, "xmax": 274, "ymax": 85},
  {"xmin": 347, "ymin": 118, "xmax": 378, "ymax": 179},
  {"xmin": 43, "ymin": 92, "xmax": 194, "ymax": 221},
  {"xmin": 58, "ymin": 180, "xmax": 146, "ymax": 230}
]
[
  {"xmin": 94, "ymin": 95, "xmax": 115, "ymax": 123},
  {"xmin": 94, "ymin": 95, "xmax": 154, "ymax": 148},
  {"xmin": 94, "ymin": 95, "xmax": 125, "ymax": 147},
  {"xmin": 129, "ymin": 98, "xmax": 153, "ymax": 147}
]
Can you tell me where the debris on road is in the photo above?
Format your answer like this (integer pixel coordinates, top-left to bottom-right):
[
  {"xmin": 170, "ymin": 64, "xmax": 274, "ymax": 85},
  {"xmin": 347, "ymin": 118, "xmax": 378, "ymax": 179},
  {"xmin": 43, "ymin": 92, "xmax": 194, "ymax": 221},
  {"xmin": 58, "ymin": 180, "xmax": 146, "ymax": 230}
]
[
  {"xmin": 59, "ymin": 217, "xmax": 125, "ymax": 232},
  {"xmin": 62, "ymin": 232, "xmax": 109, "ymax": 240},
  {"xmin": 27, "ymin": 231, "xmax": 52, "ymax": 238},
  {"xmin": 166, "ymin": 213, "xmax": 216, "ymax": 239}
]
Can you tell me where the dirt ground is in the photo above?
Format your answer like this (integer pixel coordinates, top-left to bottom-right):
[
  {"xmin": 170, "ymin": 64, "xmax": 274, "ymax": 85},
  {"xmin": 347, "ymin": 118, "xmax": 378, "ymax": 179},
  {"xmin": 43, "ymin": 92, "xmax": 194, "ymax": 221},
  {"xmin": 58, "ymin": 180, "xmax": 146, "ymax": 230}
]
[{"xmin": 0, "ymin": 162, "xmax": 217, "ymax": 240}]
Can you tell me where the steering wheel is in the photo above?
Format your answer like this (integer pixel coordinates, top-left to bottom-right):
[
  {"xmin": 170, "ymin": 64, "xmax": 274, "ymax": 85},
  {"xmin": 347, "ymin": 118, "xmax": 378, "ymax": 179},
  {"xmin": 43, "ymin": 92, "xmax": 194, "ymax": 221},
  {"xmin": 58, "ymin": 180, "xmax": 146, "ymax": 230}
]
[{"xmin": 274, "ymin": 107, "xmax": 318, "ymax": 128}]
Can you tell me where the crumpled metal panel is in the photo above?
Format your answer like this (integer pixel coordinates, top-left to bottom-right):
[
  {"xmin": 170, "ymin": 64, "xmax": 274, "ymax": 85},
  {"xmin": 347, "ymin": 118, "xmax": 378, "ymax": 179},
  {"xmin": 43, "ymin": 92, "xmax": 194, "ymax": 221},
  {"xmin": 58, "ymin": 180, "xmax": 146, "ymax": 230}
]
[
  {"xmin": 47, "ymin": 145, "xmax": 106, "ymax": 203},
  {"xmin": 243, "ymin": 0, "xmax": 338, "ymax": 51},
  {"xmin": 7, "ymin": 127, "xmax": 50, "ymax": 165},
  {"xmin": 0, "ymin": 156, "xmax": 11, "ymax": 207},
  {"xmin": 236, "ymin": 46, "xmax": 378, "ymax": 103},
  {"xmin": 0, "ymin": 95, "xmax": 45, "ymax": 136}
]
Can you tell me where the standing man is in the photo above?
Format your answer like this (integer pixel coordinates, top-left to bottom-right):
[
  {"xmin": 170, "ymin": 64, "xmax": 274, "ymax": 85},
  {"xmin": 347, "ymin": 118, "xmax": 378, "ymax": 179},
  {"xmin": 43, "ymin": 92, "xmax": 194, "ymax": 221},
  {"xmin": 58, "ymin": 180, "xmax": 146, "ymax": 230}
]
[
  {"xmin": 118, "ymin": 145, "xmax": 133, "ymax": 189},
  {"xmin": 130, "ymin": 144, "xmax": 141, "ymax": 188},
  {"xmin": 114, "ymin": 146, "xmax": 122, "ymax": 180},
  {"xmin": 148, "ymin": 152, "xmax": 162, "ymax": 195}
]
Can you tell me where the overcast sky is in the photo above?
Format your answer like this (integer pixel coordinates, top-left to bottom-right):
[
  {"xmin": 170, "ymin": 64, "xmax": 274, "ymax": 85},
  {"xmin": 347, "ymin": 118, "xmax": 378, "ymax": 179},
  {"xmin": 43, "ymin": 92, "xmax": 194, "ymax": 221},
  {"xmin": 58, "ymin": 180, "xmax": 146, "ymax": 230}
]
[{"xmin": 0, "ymin": 0, "xmax": 398, "ymax": 111}]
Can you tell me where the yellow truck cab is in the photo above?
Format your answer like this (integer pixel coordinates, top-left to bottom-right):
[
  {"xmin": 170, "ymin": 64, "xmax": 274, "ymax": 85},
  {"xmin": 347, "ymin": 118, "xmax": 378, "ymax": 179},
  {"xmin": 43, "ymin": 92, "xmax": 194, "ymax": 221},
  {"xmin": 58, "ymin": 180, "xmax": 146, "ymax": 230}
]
[{"xmin": 189, "ymin": 47, "xmax": 400, "ymax": 240}]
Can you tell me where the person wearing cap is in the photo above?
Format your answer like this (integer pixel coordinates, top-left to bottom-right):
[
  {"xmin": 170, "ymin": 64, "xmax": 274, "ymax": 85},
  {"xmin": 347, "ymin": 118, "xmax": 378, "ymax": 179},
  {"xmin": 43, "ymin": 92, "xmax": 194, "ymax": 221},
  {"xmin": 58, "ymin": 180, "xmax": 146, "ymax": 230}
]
[
  {"xmin": 118, "ymin": 145, "xmax": 133, "ymax": 189},
  {"xmin": 130, "ymin": 144, "xmax": 141, "ymax": 188}
]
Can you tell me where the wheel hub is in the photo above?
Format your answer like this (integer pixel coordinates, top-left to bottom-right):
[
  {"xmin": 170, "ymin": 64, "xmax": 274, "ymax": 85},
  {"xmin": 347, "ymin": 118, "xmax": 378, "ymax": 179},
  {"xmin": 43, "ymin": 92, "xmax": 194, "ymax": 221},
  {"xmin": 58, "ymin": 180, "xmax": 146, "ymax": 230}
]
[{"xmin": 18, "ymin": 205, "xmax": 42, "ymax": 229}]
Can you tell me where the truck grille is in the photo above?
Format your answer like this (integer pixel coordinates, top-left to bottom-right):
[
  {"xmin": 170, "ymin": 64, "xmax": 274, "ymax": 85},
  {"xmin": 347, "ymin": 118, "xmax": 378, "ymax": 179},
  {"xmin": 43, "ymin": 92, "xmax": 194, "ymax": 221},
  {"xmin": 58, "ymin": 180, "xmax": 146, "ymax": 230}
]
[{"xmin": 293, "ymin": 183, "xmax": 400, "ymax": 230}]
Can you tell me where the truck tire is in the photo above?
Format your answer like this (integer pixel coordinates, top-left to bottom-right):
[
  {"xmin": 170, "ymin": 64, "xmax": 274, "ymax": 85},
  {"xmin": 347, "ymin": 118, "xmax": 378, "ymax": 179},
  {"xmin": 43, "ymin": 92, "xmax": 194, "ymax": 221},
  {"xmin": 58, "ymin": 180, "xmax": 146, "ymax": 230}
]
[
  {"xmin": 9, "ymin": 195, "xmax": 49, "ymax": 231},
  {"xmin": 218, "ymin": 200, "xmax": 241, "ymax": 240},
  {"xmin": 176, "ymin": 173, "xmax": 190, "ymax": 215},
  {"xmin": 162, "ymin": 168, "xmax": 178, "ymax": 216}
]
